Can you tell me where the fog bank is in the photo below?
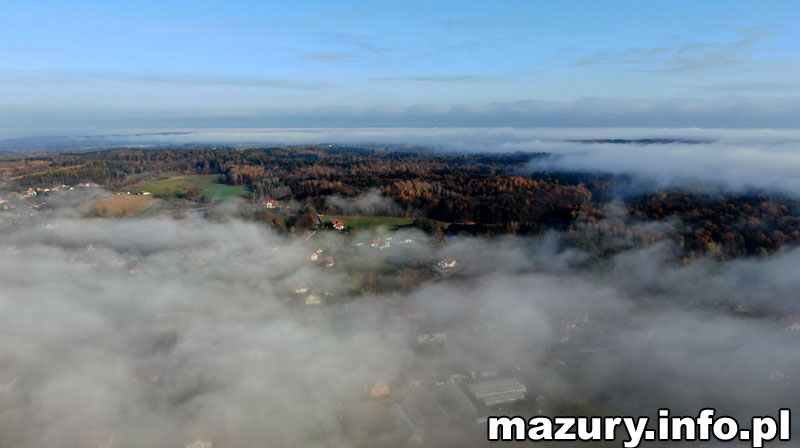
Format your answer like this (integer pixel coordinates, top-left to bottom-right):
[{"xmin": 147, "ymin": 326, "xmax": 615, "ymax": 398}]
[
  {"xmin": 1, "ymin": 193, "xmax": 798, "ymax": 446},
  {"xmin": 5, "ymin": 127, "xmax": 800, "ymax": 197}
]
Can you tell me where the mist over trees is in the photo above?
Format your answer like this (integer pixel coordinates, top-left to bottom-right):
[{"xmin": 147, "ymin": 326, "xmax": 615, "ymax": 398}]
[
  {"xmin": 0, "ymin": 190, "xmax": 798, "ymax": 447},
  {"xmin": 3, "ymin": 145, "xmax": 799, "ymax": 260}
]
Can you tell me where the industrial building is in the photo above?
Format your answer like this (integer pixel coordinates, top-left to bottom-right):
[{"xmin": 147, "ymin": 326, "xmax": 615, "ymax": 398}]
[{"xmin": 466, "ymin": 377, "xmax": 526, "ymax": 407}]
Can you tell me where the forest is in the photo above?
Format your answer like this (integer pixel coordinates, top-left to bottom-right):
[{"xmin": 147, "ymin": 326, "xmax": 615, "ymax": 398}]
[{"xmin": 2, "ymin": 145, "xmax": 798, "ymax": 260}]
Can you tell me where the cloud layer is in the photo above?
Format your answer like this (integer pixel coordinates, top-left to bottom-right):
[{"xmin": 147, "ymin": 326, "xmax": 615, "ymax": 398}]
[
  {"xmin": 1, "ymin": 191, "xmax": 799, "ymax": 446},
  {"xmin": 4, "ymin": 96, "xmax": 800, "ymax": 131}
]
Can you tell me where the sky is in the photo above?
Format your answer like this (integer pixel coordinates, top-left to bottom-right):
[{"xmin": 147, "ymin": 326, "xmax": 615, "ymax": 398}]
[{"xmin": 1, "ymin": 0, "xmax": 800, "ymax": 129}]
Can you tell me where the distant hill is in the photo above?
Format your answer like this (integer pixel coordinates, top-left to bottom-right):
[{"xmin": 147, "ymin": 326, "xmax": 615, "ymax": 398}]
[
  {"xmin": 2, "ymin": 145, "xmax": 798, "ymax": 260},
  {"xmin": 567, "ymin": 138, "xmax": 711, "ymax": 144}
]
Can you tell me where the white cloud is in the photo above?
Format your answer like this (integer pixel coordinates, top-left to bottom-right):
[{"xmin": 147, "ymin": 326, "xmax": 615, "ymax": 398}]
[{"xmin": 1, "ymin": 193, "xmax": 799, "ymax": 445}]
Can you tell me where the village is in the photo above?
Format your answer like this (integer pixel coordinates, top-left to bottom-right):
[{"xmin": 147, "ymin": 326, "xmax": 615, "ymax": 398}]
[
  {"xmin": 2, "ymin": 183, "xmax": 797, "ymax": 448},
  {"xmin": 0, "ymin": 185, "xmax": 506, "ymax": 446},
  {"xmin": 4, "ymin": 0, "xmax": 800, "ymax": 445},
  {"xmin": 0, "ymin": 183, "xmax": 561, "ymax": 448}
]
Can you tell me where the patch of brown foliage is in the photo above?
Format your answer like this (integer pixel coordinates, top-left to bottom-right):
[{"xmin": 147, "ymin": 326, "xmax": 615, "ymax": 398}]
[{"xmin": 92, "ymin": 195, "xmax": 156, "ymax": 217}]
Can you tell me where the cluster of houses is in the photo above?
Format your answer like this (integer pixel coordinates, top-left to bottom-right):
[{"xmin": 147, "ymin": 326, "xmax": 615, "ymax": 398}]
[
  {"xmin": 0, "ymin": 182, "xmax": 101, "ymax": 206},
  {"xmin": 294, "ymin": 281, "xmax": 338, "ymax": 307},
  {"xmin": 0, "ymin": 190, "xmax": 545, "ymax": 448},
  {"xmin": 309, "ymin": 248, "xmax": 335, "ymax": 268},
  {"xmin": 1, "ymin": 247, "xmax": 519, "ymax": 448},
  {"xmin": 370, "ymin": 237, "xmax": 392, "ymax": 250},
  {"xmin": 437, "ymin": 257, "xmax": 457, "ymax": 270},
  {"xmin": 10, "ymin": 183, "xmax": 147, "ymax": 206},
  {"xmin": 349, "ymin": 362, "xmax": 529, "ymax": 446},
  {"xmin": 353, "ymin": 237, "xmax": 418, "ymax": 253},
  {"xmin": 0, "ymin": 182, "xmax": 106, "ymax": 215}
]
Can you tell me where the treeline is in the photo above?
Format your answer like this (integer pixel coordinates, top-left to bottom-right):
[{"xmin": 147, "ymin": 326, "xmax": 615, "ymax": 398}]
[
  {"xmin": 8, "ymin": 146, "xmax": 586, "ymax": 229},
  {"xmin": 631, "ymin": 192, "xmax": 800, "ymax": 259},
  {"xmin": 4, "ymin": 146, "xmax": 800, "ymax": 259}
]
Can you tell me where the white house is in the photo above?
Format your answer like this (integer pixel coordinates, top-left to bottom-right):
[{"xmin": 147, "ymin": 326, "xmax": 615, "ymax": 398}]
[{"xmin": 437, "ymin": 257, "xmax": 457, "ymax": 269}]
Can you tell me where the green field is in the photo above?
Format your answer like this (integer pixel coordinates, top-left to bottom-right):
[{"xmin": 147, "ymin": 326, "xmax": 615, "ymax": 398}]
[
  {"xmin": 323, "ymin": 215, "xmax": 416, "ymax": 230},
  {"xmin": 135, "ymin": 175, "xmax": 250, "ymax": 200}
]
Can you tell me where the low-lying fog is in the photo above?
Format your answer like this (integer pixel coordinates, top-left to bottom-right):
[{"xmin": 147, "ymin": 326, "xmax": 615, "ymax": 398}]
[
  {"xmin": 1, "ymin": 191, "xmax": 798, "ymax": 447},
  {"xmin": 6, "ymin": 127, "xmax": 800, "ymax": 197}
]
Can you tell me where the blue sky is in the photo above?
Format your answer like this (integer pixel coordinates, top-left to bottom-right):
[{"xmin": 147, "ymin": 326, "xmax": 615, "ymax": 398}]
[{"xmin": 2, "ymin": 0, "xmax": 799, "ymax": 129}]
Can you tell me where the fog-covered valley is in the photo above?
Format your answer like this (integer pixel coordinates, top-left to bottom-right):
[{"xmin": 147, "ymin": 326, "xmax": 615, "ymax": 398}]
[{"xmin": 1, "ymin": 190, "xmax": 798, "ymax": 447}]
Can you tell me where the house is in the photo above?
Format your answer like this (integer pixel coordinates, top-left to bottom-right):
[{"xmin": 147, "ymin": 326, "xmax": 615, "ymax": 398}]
[
  {"xmin": 437, "ymin": 257, "xmax": 457, "ymax": 269},
  {"xmin": 370, "ymin": 380, "xmax": 391, "ymax": 398},
  {"xmin": 331, "ymin": 220, "xmax": 345, "ymax": 231},
  {"xmin": 305, "ymin": 293, "xmax": 321, "ymax": 306},
  {"xmin": 324, "ymin": 256, "xmax": 335, "ymax": 267},
  {"xmin": 370, "ymin": 238, "xmax": 392, "ymax": 250},
  {"xmin": 417, "ymin": 332, "xmax": 447, "ymax": 345},
  {"xmin": 310, "ymin": 248, "xmax": 323, "ymax": 261},
  {"xmin": 263, "ymin": 199, "xmax": 278, "ymax": 209}
]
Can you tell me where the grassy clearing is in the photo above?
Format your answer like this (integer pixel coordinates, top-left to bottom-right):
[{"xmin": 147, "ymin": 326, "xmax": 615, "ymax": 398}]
[
  {"xmin": 134, "ymin": 175, "xmax": 250, "ymax": 200},
  {"xmin": 92, "ymin": 195, "xmax": 156, "ymax": 217},
  {"xmin": 322, "ymin": 215, "xmax": 416, "ymax": 231}
]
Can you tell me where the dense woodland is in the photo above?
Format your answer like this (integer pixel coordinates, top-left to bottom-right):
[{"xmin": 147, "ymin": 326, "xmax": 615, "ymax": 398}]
[{"xmin": 2, "ymin": 146, "xmax": 799, "ymax": 259}]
